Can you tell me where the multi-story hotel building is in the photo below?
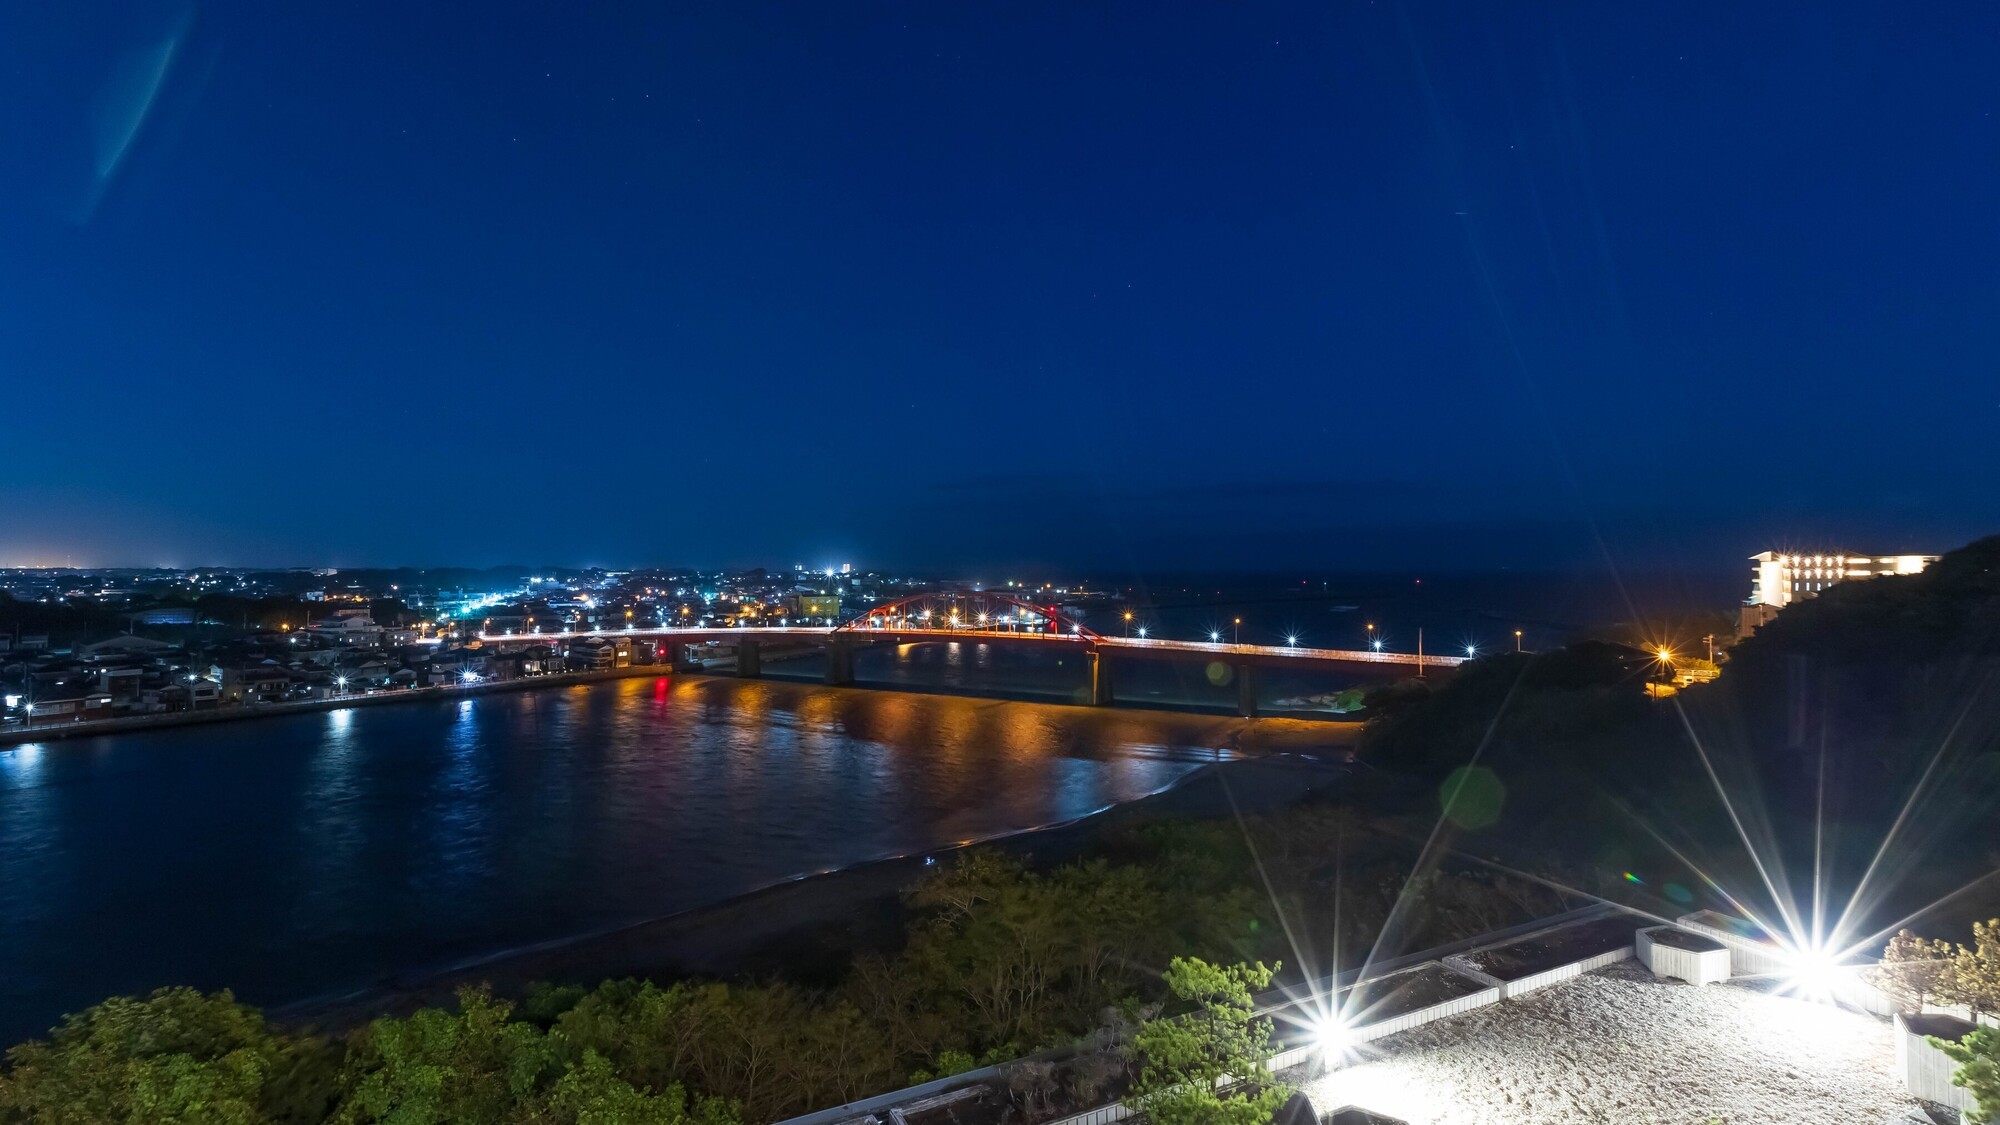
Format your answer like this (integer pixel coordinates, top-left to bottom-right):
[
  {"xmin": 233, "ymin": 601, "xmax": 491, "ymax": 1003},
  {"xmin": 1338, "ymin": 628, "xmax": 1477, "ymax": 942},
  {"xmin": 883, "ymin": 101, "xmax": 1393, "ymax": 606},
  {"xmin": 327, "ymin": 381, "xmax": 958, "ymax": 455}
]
[{"xmin": 1737, "ymin": 550, "xmax": 1937, "ymax": 636}]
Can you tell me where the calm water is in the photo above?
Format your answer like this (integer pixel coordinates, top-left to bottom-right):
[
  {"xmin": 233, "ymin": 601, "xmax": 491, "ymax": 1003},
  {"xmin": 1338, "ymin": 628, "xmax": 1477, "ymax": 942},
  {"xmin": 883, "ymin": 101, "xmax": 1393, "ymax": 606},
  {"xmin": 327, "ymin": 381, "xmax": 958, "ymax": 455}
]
[{"xmin": 0, "ymin": 673, "xmax": 1265, "ymax": 1042}]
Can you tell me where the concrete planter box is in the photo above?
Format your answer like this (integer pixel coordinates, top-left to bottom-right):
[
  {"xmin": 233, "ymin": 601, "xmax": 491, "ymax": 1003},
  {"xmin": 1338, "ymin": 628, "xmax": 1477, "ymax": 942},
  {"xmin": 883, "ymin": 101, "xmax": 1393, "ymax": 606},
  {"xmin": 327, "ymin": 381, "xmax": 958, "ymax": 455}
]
[
  {"xmin": 1637, "ymin": 925, "xmax": 1731, "ymax": 986},
  {"xmin": 1673, "ymin": 911, "xmax": 1900, "ymax": 1017},
  {"xmin": 1674, "ymin": 910, "xmax": 1788, "ymax": 979},
  {"xmin": 1504, "ymin": 945, "xmax": 1633, "ymax": 999},
  {"xmin": 1443, "ymin": 915, "xmax": 1642, "ymax": 1000},
  {"xmin": 1445, "ymin": 945, "xmax": 1634, "ymax": 1000},
  {"xmin": 1896, "ymin": 1013, "xmax": 1992, "ymax": 1121}
]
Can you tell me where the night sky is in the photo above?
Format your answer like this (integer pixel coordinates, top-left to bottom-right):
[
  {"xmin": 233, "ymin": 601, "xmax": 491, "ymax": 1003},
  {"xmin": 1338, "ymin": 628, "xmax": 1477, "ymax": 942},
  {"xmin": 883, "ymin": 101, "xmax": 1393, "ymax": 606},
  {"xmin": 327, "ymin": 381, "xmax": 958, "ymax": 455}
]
[{"xmin": 4, "ymin": 2, "xmax": 1995, "ymax": 574}]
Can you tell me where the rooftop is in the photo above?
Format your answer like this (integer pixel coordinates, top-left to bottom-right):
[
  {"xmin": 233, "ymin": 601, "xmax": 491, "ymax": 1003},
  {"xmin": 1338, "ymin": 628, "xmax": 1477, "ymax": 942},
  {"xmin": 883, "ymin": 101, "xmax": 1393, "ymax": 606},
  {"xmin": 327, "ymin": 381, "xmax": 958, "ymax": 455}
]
[{"xmin": 1299, "ymin": 960, "xmax": 1932, "ymax": 1125}]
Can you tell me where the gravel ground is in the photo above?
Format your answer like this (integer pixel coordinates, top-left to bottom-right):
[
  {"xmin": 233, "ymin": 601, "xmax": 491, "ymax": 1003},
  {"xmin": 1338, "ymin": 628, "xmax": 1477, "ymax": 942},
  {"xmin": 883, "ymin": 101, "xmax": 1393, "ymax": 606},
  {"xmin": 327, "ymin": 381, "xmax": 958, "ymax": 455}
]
[{"xmin": 1300, "ymin": 960, "xmax": 1935, "ymax": 1125}]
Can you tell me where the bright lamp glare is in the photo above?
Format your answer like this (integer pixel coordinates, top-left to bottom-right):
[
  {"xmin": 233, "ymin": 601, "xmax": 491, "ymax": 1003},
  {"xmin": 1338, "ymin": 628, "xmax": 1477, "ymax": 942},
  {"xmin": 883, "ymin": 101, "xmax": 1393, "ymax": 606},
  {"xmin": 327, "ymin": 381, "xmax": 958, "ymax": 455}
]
[
  {"xmin": 1311, "ymin": 1014, "xmax": 1352, "ymax": 1064},
  {"xmin": 1780, "ymin": 945, "xmax": 1846, "ymax": 1002}
]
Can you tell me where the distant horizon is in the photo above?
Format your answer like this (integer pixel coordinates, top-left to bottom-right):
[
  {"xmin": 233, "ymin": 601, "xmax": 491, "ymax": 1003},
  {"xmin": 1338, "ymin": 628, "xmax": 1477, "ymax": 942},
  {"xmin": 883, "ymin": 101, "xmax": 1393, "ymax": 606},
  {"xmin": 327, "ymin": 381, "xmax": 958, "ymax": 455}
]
[
  {"xmin": 0, "ymin": 526, "xmax": 1972, "ymax": 582},
  {"xmin": 6, "ymin": 4, "xmax": 1997, "ymax": 570}
]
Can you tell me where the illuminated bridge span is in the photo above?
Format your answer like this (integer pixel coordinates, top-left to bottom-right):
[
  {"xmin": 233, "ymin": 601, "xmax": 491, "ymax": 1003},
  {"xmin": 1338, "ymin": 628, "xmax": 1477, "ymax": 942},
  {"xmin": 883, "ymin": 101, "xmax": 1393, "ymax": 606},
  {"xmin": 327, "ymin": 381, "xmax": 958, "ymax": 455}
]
[{"xmin": 477, "ymin": 592, "xmax": 1464, "ymax": 717}]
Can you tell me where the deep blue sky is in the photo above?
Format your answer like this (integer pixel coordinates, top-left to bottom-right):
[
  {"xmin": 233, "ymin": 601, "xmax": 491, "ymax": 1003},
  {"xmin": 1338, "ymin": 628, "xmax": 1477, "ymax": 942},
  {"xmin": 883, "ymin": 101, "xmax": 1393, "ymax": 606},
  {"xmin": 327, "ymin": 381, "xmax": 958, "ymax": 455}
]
[{"xmin": 3, "ymin": 2, "xmax": 1994, "ymax": 574}]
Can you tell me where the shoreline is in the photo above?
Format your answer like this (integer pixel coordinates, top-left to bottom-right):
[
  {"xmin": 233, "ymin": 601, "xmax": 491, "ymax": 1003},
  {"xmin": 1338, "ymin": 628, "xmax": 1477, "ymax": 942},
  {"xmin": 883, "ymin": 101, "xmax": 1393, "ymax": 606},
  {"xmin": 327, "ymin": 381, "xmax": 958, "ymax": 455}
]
[
  {"xmin": 1, "ymin": 667, "xmax": 1366, "ymax": 748},
  {"xmin": 0, "ymin": 665, "xmax": 676, "ymax": 746},
  {"xmin": 273, "ymin": 750, "xmax": 1352, "ymax": 1032}
]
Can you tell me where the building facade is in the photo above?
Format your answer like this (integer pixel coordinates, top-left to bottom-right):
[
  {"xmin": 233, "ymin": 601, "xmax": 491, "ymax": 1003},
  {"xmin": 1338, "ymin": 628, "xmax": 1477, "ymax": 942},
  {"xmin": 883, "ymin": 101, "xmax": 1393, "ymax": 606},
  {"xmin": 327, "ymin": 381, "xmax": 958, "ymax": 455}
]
[{"xmin": 1738, "ymin": 550, "xmax": 1937, "ymax": 637}]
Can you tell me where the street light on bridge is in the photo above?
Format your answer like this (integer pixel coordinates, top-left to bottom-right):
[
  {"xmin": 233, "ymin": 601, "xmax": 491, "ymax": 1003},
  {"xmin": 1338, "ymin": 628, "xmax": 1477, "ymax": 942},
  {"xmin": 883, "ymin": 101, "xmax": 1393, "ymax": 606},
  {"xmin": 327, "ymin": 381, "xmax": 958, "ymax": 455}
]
[
  {"xmin": 1123, "ymin": 610, "xmax": 1133, "ymax": 637},
  {"xmin": 1233, "ymin": 617, "xmax": 1242, "ymax": 645}
]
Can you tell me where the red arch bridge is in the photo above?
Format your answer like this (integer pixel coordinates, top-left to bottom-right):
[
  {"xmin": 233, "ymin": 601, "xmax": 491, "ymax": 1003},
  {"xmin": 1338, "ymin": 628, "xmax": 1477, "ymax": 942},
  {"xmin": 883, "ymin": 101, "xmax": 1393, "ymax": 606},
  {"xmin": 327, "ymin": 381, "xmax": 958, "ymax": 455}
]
[{"xmin": 476, "ymin": 591, "xmax": 1464, "ymax": 717}]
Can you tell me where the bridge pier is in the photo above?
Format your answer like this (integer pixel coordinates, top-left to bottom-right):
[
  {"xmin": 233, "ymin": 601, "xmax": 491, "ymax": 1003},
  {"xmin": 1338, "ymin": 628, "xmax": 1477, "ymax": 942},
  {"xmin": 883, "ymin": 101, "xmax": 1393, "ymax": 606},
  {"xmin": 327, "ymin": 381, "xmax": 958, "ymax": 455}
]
[
  {"xmin": 823, "ymin": 638, "xmax": 855, "ymax": 685},
  {"xmin": 735, "ymin": 639, "xmax": 761, "ymax": 678},
  {"xmin": 1236, "ymin": 663, "xmax": 1259, "ymax": 718},
  {"xmin": 1088, "ymin": 650, "xmax": 1114, "ymax": 706}
]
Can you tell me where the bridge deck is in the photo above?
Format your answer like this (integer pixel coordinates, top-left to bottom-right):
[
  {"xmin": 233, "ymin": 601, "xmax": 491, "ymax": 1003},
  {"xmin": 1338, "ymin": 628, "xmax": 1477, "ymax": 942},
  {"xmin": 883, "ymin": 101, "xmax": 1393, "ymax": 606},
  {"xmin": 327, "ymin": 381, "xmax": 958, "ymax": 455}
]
[{"xmin": 475, "ymin": 626, "xmax": 1465, "ymax": 669}]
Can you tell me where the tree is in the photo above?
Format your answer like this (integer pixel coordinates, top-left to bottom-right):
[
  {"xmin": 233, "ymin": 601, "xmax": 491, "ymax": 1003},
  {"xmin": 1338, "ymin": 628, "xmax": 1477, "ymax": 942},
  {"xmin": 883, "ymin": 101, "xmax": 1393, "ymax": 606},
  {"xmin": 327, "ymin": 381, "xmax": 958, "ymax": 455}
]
[
  {"xmin": 1124, "ymin": 958, "xmax": 1291, "ymax": 1125},
  {"xmin": 540, "ymin": 1051, "xmax": 738, "ymax": 1125},
  {"xmin": 1878, "ymin": 929, "xmax": 1959, "ymax": 1011},
  {"xmin": 0, "ymin": 987, "xmax": 332, "ymax": 1125},
  {"xmin": 336, "ymin": 988, "xmax": 556, "ymax": 1124},
  {"xmin": 1932, "ymin": 1025, "xmax": 2000, "ymax": 1125},
  {"xmin": 335, "ymin": 987, "xmax": 735, "ymax": 1125},
  {"xmin": 1955, "ymin": 920, "xmax": 2000, "ymax": 1022}
]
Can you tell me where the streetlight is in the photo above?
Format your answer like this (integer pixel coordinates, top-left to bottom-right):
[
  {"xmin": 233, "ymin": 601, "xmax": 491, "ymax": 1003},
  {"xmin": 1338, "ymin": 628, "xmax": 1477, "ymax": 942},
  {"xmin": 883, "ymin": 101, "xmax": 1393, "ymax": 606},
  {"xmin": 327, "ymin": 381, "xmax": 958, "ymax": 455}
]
[
  {"xmin": 1465, "ymin": 644, "xmax": 1477, "ymax": 658},
  {"xmin": 1209, "ymin": 630, "xmax": 1220, "ymax": 643},
  {"xmin": 1233, "ymin": 617, "xmax": 1242, "ymax": 645},
  {"xmin": 1371, "ymin": 638, "xmax": 1383, "ymax": 652},
  {"xmin": 335, "ymin": 676, "xmax": 348, "ymax": 694},
  {"xmin": 1514, "ymin": 629, "xmax": 1523, "ymax": 652},
  {"xmin": 1366, "ymin": 622, "xmax": 1375, "ymax": 647},
  {"xmin": 1123, "ymin": 610, "xmax": 1133, "ymax": 637},
  {"xmin": 1136, "ymin": 626, "xmax": 1147, "ymax": 639},
  {"xmin": 1285, "ymin": 634, "xmax": 1298, "ymax": 647}
]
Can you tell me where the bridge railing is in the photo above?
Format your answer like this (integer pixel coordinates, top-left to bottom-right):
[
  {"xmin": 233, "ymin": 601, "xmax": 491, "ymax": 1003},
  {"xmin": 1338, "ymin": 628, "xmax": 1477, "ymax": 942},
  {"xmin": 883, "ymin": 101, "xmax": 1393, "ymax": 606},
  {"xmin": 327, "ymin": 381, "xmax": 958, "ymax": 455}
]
[{"xmin": 472, "ymin": 627, "xmax": 1466, "ymax": 666}]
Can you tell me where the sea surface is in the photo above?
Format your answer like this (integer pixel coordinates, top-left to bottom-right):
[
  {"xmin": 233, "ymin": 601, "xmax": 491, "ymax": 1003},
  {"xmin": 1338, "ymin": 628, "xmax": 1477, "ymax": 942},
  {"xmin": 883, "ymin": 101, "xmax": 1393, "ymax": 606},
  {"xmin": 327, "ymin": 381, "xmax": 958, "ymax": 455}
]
[{"xmin": 0, "ymin": 673, "xmax": 1280, "ymax": 1043}]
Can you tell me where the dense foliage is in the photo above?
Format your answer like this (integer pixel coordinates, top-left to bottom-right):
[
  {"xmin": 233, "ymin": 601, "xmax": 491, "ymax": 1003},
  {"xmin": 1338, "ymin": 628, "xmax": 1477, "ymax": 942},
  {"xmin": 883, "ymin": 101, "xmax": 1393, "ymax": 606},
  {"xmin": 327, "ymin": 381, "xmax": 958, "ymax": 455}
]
[{"xmin": 0, "ymin": 988, "xmax": 336, "ymax": 1125}]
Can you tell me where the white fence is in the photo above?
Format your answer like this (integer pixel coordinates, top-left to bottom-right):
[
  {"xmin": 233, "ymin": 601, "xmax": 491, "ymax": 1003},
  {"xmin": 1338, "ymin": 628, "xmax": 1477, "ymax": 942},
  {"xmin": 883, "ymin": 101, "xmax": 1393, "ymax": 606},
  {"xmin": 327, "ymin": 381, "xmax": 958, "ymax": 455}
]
[
  {"xmin": 1637, "ymin": 926, "xmax": 1731, "ymax": 986},
  {"xmin": 1039, "ymin": 1101, "xmax": 1133, "ymax": 1125},
  {"xmin": 1265, "ymin": 962, "xmax": 1501, "ymax": 1075},
  {"xmin": 1895, "ymin": 1014, "xmax": 1988, "ymax": 1121},
  {"xmin": 1444, "ymin": 943, "xmax": 1634, "ymax": 1001}
]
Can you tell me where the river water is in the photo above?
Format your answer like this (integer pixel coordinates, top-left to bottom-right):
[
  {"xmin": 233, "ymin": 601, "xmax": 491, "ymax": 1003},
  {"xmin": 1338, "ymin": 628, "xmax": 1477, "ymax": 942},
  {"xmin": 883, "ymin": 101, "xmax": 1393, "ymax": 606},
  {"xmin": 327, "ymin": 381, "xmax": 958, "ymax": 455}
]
[{"xmin": 0, "ymin": 670, "xmax": 1297, "ymax": 1043}]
